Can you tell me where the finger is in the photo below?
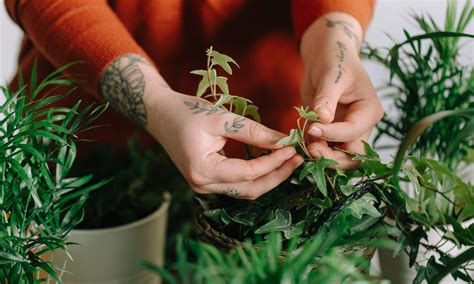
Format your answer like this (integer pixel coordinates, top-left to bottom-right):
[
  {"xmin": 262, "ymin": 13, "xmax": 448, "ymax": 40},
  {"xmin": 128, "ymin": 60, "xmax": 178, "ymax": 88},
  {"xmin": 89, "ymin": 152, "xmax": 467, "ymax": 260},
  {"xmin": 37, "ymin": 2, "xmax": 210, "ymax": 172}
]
[
  {"xmin": 200, "ymin": 155, "xmax": 304, "ymax": 200},
  {"xmin": 307, "ymin": 142, "xmax": 359, "ymax": 169},
  {"xmin": 207, "ymin": 146, "xmax": 297, "ymax": 183},
  {"xmin": 310, "ymin": 83, "xmax": 347, "ymax": 123},
  {"xmin": 308, "ymin": 98, "xmax": 383, "ymax": 142},
  {"xmin": 307, "ymin": 130, "xmax": 371, "ymax": 169},
  {"xmin": 221, "ymin": 114, "xmax": 286, "ymax": 149}
]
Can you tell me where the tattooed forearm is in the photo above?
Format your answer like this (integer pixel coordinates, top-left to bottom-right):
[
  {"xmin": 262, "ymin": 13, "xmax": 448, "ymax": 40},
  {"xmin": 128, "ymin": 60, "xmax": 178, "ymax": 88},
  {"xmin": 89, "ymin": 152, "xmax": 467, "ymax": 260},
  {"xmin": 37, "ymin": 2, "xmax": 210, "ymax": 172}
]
[
  {"xmin": 325, "ymin": 19, "xmax": 360, "ymax": 49},
  {"xmin": 100, "ymin": 54, "xmax": 149, "ymax": 127},
  {"xmin": 335, "ymin": 41, "xmax": 347, "ymax": 84},
  {"xmin": 224, "ymin": 117, "xmax": 246, "ymax": 134},
  {"xmin": 223, "ymin": 187, "xmax": 240, "ymax": 197}
]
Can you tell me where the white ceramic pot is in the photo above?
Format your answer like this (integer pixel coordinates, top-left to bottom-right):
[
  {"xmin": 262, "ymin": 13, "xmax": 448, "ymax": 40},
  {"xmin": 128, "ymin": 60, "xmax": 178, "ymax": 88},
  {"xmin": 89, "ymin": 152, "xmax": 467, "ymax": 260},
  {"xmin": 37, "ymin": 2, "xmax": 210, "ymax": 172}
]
[{"xmin": 52, "ymin": 193, "xmax": 170, "ymax": 284}]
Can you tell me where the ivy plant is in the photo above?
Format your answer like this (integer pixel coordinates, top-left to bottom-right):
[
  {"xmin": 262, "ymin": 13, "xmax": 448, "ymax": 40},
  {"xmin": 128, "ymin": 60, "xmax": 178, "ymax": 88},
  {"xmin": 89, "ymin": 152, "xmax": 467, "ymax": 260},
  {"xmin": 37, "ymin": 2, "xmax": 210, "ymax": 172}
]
[{"xmin": 191, "ymin": 46, "xmax": 474, "ymax": 283}]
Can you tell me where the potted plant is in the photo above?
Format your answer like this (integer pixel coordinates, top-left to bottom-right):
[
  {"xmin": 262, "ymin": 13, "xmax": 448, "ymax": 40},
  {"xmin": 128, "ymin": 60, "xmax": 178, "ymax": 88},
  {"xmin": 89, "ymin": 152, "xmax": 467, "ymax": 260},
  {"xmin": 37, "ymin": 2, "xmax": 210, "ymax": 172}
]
[
  {"xmin": 363, "ymin": 0, "xmax": 474, "ymax": 282},
  {"xmin": 184, "ymin": 46, "xmax": 473, "ymax": 283},
  {"xmin": 53, "ymin": 140, "xmax": 180, "ymax": 283},
  {"xmin": 0, "ymin": 65, "xmax": 107, "ymax": 283}
]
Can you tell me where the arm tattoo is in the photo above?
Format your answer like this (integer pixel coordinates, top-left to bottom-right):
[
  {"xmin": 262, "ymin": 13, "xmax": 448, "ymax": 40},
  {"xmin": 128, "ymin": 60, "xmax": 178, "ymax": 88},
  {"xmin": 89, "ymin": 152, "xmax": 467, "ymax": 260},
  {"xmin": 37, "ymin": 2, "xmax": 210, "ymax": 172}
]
[
  {"xmin": 100, "ymin": 54, "xmax": 149, "ymax": 127},
  {"xmin": 224, "ymin": 117, "xmax": 246, "ymax": 134},
  {"xmin": 325, "ymin": 18, "xmax": 360, "ymax": 49},
  {"xmin": 335, "ymin": 41, "xmax": 347, "ymax": 84},
  {"xmin": 223, "ymin": 187, "xmax": 240, "ymax": 197}
]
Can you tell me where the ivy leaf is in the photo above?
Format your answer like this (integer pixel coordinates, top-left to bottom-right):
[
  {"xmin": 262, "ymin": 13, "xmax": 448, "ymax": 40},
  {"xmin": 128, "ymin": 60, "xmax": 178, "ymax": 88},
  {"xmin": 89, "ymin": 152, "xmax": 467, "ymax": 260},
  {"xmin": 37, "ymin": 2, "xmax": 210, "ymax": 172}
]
[
  {"xmin": 204, "ymin": 209, "xmax": 232, "ymax": 226},
  {"xmin": 245, "ymin": 105, "xmax": 261, "ymax": 123},
  {"xmin": 209, "ymin": 50, "xmax": 239, "ymax": 74},
  {"xmin": 295, "ymin": 106, "xmax": 318, "ymax": 122},
  {"xmin": 216, "ymin": 76, "xmax": 229, "ymax": 95},
  {"xmin": 255, "ymin": 209, "xmax": 291, "ymax": 234},
  {"xmin": 282, "ymin": 221, "xmax": 305, "ymax": 239},
  {"xmin": 309, "ymin": 158, "xmax": 338, "ymax": 197},
  {"xmin": 346, "ymin": 193, "xmax": 381, "ymax": 219},
  {"xmin": 277, "ymin": 129, "xmax": 302, "ymax": 146},
  {"xmin": 214, "ymin": 94, "xmax": 232, "ymax": 108},
  {"xmin": 190, "ymin": 70, "xmax": 210, "ymax": 97},
  {"xmin": 354, "ymin": 142, "xmax": 391, "ymax": 176}
]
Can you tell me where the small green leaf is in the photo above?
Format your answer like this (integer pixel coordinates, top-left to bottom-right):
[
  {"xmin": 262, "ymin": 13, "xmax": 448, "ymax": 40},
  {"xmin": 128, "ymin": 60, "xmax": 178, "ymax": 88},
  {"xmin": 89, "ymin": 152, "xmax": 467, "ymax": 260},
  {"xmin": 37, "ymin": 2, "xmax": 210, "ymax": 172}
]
[
  {"xmin": 309, "ymin": 158, "xmax": 338, "ymax": 197},
  {"xmin": 191, "ymin": 70, "xmax": 210, "ymax": 97},
  {"xmin": 255, "ymin": 209, "xmax": 291, "ymax": 234},
  {"xmin": 295, "ymin": 106, "xmax": 318, "ymax": 122},
  {"xmin": 277, "ymin": 129, "xmax": 302, "ymax": 146},
  {"xmin": 209, "ymin": 50, "xmax": 239, "ymax": 74}
]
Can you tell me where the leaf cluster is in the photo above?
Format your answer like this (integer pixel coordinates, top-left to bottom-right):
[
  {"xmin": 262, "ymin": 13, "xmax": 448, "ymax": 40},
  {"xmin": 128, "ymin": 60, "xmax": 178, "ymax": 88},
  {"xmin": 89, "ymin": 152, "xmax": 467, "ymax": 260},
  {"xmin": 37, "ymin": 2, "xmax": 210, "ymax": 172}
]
[
  {"xmin": 0, "ymin": 64, "xmax": 108, "ymax": 283},
  {"xmin": 144, "ymin": 214, "xmax": 391, "ymax": 284},
  {"xmin": 192, "ymin": 46, "xmax": 474, "ymax": 282},
  {"xmin": 363, "ymin": 0, "xmax": 474, "ymax": 171}
]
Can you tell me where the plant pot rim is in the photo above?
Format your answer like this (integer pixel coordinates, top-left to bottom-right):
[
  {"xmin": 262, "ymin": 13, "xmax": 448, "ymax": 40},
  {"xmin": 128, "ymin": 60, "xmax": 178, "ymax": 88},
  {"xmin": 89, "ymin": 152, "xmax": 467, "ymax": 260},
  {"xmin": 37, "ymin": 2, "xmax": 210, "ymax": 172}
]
[{"xmin": 71, "ymin": 192, "xmax": 171, "ymax": 235}]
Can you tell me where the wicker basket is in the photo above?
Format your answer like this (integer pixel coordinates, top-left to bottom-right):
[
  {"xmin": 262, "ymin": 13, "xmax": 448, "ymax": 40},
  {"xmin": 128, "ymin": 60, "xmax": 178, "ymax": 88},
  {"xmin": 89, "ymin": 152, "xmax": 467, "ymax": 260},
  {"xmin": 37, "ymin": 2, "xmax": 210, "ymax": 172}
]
[{"xmin": 194, "ymin": 205, "xmax": 376, "ymax": 261}]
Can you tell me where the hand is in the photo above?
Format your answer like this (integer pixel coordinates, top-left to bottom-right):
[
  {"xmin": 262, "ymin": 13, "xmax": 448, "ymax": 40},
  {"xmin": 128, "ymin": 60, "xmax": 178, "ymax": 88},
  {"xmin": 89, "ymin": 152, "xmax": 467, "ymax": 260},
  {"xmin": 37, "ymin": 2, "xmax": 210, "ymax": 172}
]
[
  {"xmin": 146, "ymin": 90, "xmax": 304, "ymax": 200},
  {"xmin": 299, "ymin": 12, "xmax": 384, "ymax": 169},
  {"xmin": 99, "ymin": 55, "xmax": 303, "ymax": 200}
]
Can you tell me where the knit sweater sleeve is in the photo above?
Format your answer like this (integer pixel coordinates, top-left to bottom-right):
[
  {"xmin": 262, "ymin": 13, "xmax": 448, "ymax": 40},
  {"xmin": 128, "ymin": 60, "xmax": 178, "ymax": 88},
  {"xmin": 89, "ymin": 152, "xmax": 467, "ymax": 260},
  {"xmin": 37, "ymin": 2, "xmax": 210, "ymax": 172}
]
[
  {"xmin": 291, "ymin": 0, "xmax": 376, "ymax": 40},
  {"xmin": 5, "ymin": 0, "xmax": 152, "ymax": 96}
]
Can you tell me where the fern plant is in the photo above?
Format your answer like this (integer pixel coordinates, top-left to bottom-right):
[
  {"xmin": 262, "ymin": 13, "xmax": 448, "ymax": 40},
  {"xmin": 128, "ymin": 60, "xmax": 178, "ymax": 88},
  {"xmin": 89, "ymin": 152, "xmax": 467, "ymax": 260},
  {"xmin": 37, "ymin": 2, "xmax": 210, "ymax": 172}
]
[{"xmin": 0, "ymin": 64, "xmax": 108, "ymax": 283}]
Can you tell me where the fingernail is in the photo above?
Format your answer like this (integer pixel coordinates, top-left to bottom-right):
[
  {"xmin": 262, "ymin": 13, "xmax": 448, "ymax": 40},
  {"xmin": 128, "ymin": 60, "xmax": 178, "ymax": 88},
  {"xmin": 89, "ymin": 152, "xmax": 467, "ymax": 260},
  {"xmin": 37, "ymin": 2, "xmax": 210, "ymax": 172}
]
[
  {"xmin": 308, "ymin": 127, "xmax": 323, "ymax": 137},
  {"xmin": 285, "ymin": 147, "xmax": 297, "ymax": 158},
  {"xmin": 316, "ymin": 106, "xmax": 331, "ymax": 118}
]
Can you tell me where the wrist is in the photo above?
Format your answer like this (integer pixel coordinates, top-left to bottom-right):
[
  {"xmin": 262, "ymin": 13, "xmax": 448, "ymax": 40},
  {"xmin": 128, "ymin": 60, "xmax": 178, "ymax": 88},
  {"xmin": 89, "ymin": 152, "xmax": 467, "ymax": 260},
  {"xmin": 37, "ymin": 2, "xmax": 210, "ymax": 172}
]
[{"xmin": 300, "ymin": 12, "xmax": 363, "ymax": 63}]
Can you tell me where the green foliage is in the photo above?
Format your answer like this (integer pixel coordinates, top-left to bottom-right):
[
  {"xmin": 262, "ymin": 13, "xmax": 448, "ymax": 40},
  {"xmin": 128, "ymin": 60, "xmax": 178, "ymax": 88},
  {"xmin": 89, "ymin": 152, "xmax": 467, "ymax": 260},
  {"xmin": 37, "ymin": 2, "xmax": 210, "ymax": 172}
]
[
  {"xmin": 192, "ymin": 46, "xmax": 474, "ymax": 283},
  {"xmin": 144, "ymin": 216, "xmax": 390, "ymax": 284},
  {"xmin": 0, "ymin": 64, "xmax": 107, "ymax": 283},
  {"xmin": 363, "ymin": 0, "xmax": 474, "ymax": 171},
  {"xmin": 191, "ymin": 46, "xmax": 260, "ymax": 122}
]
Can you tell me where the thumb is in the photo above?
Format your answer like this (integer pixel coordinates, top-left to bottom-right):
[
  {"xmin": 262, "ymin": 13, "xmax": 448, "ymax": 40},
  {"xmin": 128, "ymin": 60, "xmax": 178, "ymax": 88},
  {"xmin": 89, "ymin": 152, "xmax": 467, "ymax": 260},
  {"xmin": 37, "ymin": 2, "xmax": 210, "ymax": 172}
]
[{"xmin": 310, "ymin": 84, "xmax": 345, "ymax": 123}]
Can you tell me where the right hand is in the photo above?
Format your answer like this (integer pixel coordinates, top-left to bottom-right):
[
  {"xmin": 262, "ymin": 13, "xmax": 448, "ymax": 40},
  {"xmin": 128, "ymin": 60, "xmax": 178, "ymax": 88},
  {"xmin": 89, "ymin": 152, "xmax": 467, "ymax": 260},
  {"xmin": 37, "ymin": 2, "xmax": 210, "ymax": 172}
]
[
  {"xmin": 99, "ymin": 54, "xmax": 302, "ymax": 200},
  {"xmin": 147, "ymin": 90, "xmax": 304, "ymax": 200}
]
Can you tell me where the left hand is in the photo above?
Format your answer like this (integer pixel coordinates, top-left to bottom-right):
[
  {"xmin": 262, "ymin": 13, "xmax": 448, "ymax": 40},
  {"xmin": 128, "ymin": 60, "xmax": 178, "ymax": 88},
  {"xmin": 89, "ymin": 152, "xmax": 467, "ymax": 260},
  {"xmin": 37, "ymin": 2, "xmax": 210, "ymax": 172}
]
[{"xmin": 299, "ymin": 12, "xmax": 384, "ymax": 169}]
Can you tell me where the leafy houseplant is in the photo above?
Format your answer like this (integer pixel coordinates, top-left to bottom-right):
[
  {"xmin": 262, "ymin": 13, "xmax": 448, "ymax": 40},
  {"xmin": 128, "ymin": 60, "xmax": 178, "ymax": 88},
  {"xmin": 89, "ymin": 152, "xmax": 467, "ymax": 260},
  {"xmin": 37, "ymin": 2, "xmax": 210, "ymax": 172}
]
[
  {"xmin": 362, "ymin": 2, "xmax": 474, "ymax": 282},
  {"xmin": 189, "ymin": 47, "xmax": 474, "ymax": 283},
  {"xmin": 144, "ymin": 217, "xmax": 391, "ymax": 284},
  {"xmin": 364, "ymin": 0, "xmax": 473, "ymax": 172},
  {"xmin": 0, "ymin": 64, "xmax": 107, "ymax": 283}
]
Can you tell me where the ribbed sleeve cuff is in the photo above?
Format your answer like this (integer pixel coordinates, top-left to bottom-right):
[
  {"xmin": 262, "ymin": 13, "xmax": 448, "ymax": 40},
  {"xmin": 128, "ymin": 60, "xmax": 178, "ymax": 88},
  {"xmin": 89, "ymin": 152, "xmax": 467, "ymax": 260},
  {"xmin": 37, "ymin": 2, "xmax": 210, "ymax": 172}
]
[
  {"xmin": 17, "ymin": 0, "xmax": 152, "ymax": 96},
  {"xmin": 292, "ymin": 0, "xmax": 376, "ymax": 41}
]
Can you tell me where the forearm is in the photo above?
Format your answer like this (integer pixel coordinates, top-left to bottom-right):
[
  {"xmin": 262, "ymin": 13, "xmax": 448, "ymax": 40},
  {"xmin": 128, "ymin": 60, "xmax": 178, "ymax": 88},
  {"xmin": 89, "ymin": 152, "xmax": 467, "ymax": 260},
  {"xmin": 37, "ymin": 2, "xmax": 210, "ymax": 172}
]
[
  {"xmin": 300, "ymin": 12, "xmax": 364, "ymax": 64},
  {"xmin": 98, "ymin": 54, "xmax": 175, "ymax": 145}
]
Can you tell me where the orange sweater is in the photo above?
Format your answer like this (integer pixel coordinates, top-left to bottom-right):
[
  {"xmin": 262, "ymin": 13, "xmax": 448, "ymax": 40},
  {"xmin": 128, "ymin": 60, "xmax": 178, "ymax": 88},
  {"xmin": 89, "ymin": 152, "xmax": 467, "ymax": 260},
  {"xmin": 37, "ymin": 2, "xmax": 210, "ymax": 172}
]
[{"xmin": 6, "ymin": 0, "xmax": 375, "ymax": 154}]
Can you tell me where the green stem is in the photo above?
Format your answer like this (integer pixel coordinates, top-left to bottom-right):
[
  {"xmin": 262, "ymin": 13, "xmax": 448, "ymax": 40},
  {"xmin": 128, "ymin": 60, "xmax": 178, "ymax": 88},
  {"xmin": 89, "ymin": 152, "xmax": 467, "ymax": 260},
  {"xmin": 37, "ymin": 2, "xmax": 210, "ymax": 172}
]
[{"xmin": 429, "ymin": 247, "xmax": 474, "ymax": 283}]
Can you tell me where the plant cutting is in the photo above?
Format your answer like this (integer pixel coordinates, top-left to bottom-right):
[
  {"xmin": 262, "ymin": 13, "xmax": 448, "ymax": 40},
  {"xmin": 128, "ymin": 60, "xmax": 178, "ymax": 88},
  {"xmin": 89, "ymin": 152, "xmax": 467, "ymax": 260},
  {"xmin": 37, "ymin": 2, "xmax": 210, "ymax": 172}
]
[
  {"xmin": 0, "ymin": 64, "xmax": 108, "ymax": 283},
  {"xmin": 363, "ymin": 1, "xmax": 474, "ymax": 282},
  {"xmin": 188, "ymin": 46, "xmax": 474, "ymax": 283}
]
